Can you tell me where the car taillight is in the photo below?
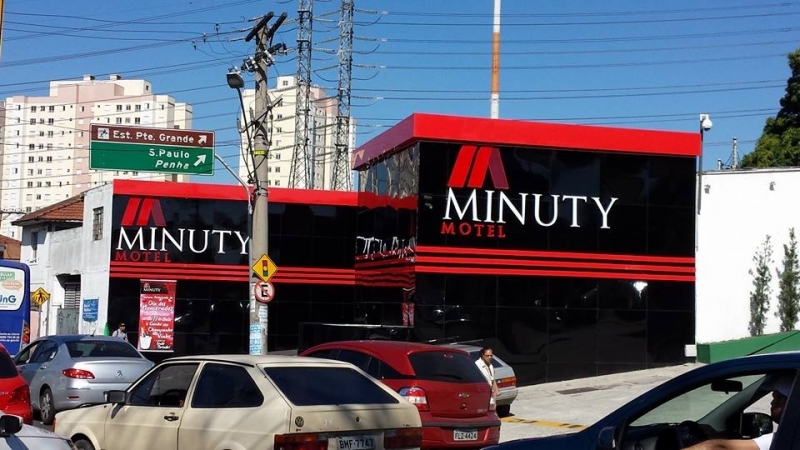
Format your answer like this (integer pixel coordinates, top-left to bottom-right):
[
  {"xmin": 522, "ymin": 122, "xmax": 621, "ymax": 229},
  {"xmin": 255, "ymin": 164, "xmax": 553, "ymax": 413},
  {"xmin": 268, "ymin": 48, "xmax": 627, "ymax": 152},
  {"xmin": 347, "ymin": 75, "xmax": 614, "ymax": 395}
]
[
  {"xmin": 384, "ymin": 428, "xmax": 423, "ymax": 449},
  {"xmin": 489, "ymin": 393, "xmax": 496, "ymax": 411},
  {"xmin": 497, "ymin": 376, "xmax": 516, "ymax": 389},
  {"xmin": 274, "ymin": 433, "xmax": 328, "ymax": 450},
  {"xmin": 7, "ymin": 385, "xmax": 29, "ymax": 406},
  {"xmin": 398, "ymin": 386, "xmax": 429, "ymax": 412},
  {"xmin": 62, "ymin": 368, "xmax": 95, "ymax": 379}
]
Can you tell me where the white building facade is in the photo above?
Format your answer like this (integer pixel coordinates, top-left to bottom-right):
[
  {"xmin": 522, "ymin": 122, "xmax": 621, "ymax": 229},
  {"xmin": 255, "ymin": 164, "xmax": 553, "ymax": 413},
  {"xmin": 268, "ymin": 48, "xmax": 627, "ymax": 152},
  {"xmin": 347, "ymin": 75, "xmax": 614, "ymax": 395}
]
[
  {"xmin": 236, "ymin": 75, "xmax": 353, "ymax": 190},
  {"xmin": 696, "ymin": 168, "xmax": 800, "ymax": 344},
  {"xmin": 0, "ymin": 74, "xmax": 192, "ymax": 239}
]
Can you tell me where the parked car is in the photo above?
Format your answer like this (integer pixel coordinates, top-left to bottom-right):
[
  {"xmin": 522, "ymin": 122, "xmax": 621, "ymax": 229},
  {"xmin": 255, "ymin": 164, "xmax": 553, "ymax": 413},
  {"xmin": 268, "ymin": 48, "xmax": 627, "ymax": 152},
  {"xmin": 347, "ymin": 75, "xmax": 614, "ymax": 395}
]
[
  {"xmin": 54, "ymin": 354, "xmax": 423, "ymax": 450},
  {"xmin": 0, "ymin": 412, "xmax": 75, "ymax": 449},
  {"xmin": 300, "ymin": 340, "xmax": 502, "ymax": 449},
  {"xmin": 443, "ymin": 344, "xmax": 517, "ymax": 417},
  {"xmin": 0, "ymin": 344, "xmax": 31, "ymax": 424},
  {"xmin": 484, "ymin": 351, "xmax": 800, "ymax": 450},
  {"xmin": 14, "ymin": 335, "xmax": 154, "ymax": 425}
]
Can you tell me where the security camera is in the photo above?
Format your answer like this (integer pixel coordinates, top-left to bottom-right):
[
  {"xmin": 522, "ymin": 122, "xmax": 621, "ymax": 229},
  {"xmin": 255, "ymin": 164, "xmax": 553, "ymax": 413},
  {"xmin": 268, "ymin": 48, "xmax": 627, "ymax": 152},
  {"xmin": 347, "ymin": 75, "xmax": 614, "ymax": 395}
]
[{"xmin": 700, "ymin": 114, "xmax": 713, "ymax": 131}]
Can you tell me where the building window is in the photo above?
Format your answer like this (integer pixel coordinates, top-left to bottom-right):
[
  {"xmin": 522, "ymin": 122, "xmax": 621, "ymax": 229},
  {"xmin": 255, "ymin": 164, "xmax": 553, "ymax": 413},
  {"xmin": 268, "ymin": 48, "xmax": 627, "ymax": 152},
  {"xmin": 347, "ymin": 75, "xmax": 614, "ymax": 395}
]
[
  {"xmin": 47, "ymin": 131, "xmax": 53, "ymax": 137},
  {"xmin": 46, "ymin": 157, "xmax": 53, "ymax": 162},
  {"xmin": 134, "ymin": 117, "xmax": 141, "ymax": 124},
  {"xmin": 30, "ymin": 106, "xmax": 36, "ymax": 112},
  {"xmin": 26, "ymin": 181, "xmax": 33, "ymax": 187},
  {"xmin": 29, "ymin": 119, "xmax": 35, "ymax": 125},
  {"xmin": 38, "ymin": 118, "xmax": 44, "ymax": 124},
  {"xmin": 275, "ymin": 167, "xmax": 281, "ymax": 173},
  {"xmin": 80, "ymin": 106, "xmax": 85, "ymax": 112},
  {"xmin": 126, "ymin": 105, "xmax": 131, "ymax": 111},
  {"xmin": 28, "ymin": 144, "xmax": 34, "ymax": 150},
  {"xmin": 35, "ymin": 194, "xmax": 41, "ymax": 200},
  {"xmin": 116, "ymin": 105, "xmax": 123, "ymax": 112},
  {"xmin": 25, "ymin": 194, "xmax": 32, "ymax": 201},
  {"xmin": 135, "ymin": 105, "xmax": 141, "ymax": 111},
  {"xmin": 38, "ymin": 144, "xmax": 43, "ymax": 150},
  {"xmin": 31, "ymin": 232, "xmax": 38, "ymax": 260},
  {"xmin": 27, "ymin": 157, "xmax": 34, "ymax": 163},
  {"xmin": 92, "ymin": 207, "xmax": 103, "ymax": 240},
  {"xmin": 48, "ymin": 118, "xmax": 54, "ymax": 125},
  {"xmin": 39, "ymin": 106, "xmax": 46, "ymax": 112},
  {"xmin": 125, "ymin": 117, "xmax": 131, "ymax": 124},
  {"xmin": 25, "ymin": 207, "xmax": 32, "ymax": 213},
  {"xmin": 275, "ymin": 180, "xmax": 281, "ymax": 186},
  {"xmin": 46, "ymin": 144, "xmax": 53, "ymax": 151},
  {"xmin": 26, "ymin": 169, "xmax": 33, "ymax": 176},
  {"xmin": 48, "ymin": 106, "xmax": 55, "ymax": 112},
  {"xmin": 115, "ymin": 118, "xmax": 122, "ymax": 124},
  {"xmin": 36, "ymin": 182, "xmax": 42, "ymax": 187},
  {"xmin": 282, "ymin": 80, "xmax": 288, "ymax": 86}
]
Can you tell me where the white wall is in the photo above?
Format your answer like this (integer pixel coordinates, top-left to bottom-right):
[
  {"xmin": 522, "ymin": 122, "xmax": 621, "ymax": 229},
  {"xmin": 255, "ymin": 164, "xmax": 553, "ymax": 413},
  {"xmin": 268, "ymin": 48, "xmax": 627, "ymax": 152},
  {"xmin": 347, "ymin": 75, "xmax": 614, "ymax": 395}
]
[
  {"xmin": 696, "ymin": 169, "xmax": 800, "ymax": 343},
  {"xmin": 78, "ymin": 185, "xmax": 113, "ymax": 335}
]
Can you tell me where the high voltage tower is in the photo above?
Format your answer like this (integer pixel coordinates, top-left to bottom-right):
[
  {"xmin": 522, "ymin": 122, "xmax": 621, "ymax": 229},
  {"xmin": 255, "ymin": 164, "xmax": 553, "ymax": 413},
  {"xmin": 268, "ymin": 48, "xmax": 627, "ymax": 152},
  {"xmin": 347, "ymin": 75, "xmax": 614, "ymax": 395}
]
[
  {"xmin": 289, "ymin": 0, "xmax": 313, "ymax": 189},
  {"xmin": 331, "ymin": 0, "xmax": 354, "ymax": 191}
]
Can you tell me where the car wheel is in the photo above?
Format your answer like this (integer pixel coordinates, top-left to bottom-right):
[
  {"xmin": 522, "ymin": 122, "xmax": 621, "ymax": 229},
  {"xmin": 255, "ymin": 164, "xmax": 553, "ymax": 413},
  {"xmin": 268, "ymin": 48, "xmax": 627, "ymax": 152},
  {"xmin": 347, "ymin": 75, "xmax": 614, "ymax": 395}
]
[
  {"xmin": 496, "ymin": 404, "xmax": 511, "ymax": 417},
  {"xmin": 74, "ymin": 439, "xmax": 96, "ymax": 450},
  {"xmin": 39, "ymin": 387, "xmax": 56, "ymax": 425}
]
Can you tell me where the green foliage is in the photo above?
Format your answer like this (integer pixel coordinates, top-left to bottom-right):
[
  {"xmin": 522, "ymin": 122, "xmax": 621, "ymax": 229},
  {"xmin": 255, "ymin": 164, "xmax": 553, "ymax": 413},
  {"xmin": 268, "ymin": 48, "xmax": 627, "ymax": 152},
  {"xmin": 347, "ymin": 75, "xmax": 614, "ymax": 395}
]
[
  {"xmin": 741, "ymin": 49, "xmax": 800, "ymax": 168},
  {"xmin": 776, "ymin": 228, "xmax": 800, "ymax": 332},
  {"xmin": 749, "ymin": 236, "xmax": 773, "ymax": 336}
]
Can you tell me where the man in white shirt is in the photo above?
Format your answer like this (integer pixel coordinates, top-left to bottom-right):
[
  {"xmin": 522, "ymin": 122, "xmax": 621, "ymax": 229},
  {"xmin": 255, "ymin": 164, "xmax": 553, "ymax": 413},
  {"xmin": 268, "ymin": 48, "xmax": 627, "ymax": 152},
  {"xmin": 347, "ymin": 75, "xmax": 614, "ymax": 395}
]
[
  {"xmin": 684, "ymin": 374, "xmax": 791, "ymax": 450},
  {"xmin": 111, "ymin": 323, "xmax": 128, "ymax": 342},
  {"xmin": 475, "ymin": 347, "xmax": 500, "ymax": 397}
]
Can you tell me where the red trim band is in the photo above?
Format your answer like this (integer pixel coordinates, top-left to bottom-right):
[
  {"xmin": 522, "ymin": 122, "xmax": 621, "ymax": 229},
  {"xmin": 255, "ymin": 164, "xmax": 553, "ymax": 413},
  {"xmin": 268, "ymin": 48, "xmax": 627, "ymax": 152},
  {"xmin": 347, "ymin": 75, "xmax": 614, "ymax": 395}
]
[
  {"xmin": 415, "ymin": 255, "xmax": 694, "ymax": 274},
  {"xmin": 415, "ymin": 265, "xmax": 694, "ymax": 282},
  {"xmin": 353, "ymin": 113, "xmax": 701, "ymax": 170},
  {"xmin": 415, "ymin": 245, "xmax": 694, "ymax": 265}
]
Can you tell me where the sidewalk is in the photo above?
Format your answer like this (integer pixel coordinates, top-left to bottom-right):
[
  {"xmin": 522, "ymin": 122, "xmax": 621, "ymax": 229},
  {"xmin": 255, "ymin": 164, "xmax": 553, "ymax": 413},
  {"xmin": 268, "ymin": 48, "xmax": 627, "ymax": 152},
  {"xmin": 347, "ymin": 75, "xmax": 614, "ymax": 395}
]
[{"xmin": 500, "ymin": 363, "xmax": 703, "ymax": 442}]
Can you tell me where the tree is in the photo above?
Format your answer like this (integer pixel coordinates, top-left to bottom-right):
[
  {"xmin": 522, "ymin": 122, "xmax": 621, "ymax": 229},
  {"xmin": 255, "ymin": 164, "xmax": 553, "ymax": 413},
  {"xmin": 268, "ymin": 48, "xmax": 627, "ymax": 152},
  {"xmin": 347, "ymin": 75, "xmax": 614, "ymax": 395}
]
[
  {"xmin": 776, "ymin": 228, "xmax": 800, "ymax": 331},
  {"xmin": 741, "ymin": 49, "xmax": 800, "ymax": 168},
  {"xmin": 749, "ymin": 236, "xmax": 773, "ymax": 336}
]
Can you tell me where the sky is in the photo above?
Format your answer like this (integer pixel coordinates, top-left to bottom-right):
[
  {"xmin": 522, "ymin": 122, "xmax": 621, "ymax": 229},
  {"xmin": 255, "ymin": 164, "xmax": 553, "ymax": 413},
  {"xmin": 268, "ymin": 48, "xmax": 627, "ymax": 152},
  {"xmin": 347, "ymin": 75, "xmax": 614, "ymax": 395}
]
[{"xmin": 1, "ymin": 0, "xmax": 799, "ymax": 186}]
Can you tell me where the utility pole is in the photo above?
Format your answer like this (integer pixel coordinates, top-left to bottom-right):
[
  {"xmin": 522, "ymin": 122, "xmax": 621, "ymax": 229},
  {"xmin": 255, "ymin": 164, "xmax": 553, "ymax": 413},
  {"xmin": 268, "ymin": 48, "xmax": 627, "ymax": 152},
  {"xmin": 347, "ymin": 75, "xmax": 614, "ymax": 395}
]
[
  {"xmin": 244, "ymin": 12, "xmax": 287, "ymax": 355},
  {"xmin": 731, "ymin": 137, "xmax": 739, "ymax": 170},
  {"xmin": 330, "ymin": 0, "xmax": 354, "ymax": 191},
  {"xmin": 490, "ymin": 0, "xmax": 501, "ymax": 119}
]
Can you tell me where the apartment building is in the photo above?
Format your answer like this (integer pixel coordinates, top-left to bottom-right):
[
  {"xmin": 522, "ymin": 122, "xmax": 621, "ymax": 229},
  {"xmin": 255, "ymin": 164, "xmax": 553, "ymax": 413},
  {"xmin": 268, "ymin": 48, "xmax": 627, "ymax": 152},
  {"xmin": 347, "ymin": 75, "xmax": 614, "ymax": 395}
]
[
  {"xmin": 0, "ymin": 74, "xmax": 192, "ymax": 238},
  {"xmin": 237, "ymin": 75, "xmax": 352, "ymax": 190}
]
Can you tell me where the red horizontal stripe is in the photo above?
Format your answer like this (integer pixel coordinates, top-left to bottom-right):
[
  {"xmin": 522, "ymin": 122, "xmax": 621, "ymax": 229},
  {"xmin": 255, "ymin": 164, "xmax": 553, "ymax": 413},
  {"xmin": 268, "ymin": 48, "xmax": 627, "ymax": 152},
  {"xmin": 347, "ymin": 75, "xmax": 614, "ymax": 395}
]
[
  {"xmin": 415, "ymin": 245, "xmax": 694, "ymax": 265},
  {"xmin": 416, "ymin": 265, "xmax": 694, "ymax": 282},
  {"xmin": 111, "ymin": 267, "xmax": 353, "ymax": 280},
  {"xmin": 110, "ymin": 270, "xmax": 355, "ymax": 285},
  {"xmin": 415, "ymin": 255, "xmax": 694, "ymax": 274},
  {"xmin": 113, "ymin": 179, "xmax": 358, "ymax": 206},
  {"xmin": 110, "ymin": 261, "xmax": 354, "ymax": 275}
]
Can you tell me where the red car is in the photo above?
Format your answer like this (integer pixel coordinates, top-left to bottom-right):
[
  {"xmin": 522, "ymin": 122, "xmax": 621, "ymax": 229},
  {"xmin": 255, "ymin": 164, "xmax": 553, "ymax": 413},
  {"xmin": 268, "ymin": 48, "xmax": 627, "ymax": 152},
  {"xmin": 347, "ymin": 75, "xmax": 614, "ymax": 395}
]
[
  {"xmin": 0, "ymin": 343, "xmax": 31, "ymax": 424},
  {"xmin": 301, "ymin": 341, "xmax": 501, "ymax": 449}
]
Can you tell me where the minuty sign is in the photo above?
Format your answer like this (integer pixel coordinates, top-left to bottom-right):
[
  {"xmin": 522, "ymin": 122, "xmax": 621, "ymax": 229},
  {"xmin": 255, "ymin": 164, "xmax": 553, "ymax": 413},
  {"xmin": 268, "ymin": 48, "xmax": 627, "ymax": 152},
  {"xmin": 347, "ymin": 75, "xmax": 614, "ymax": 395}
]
[
  {"xmin": 440, "ymin": 145, "xmax": 618, "ymax": 239},
  {"xmin": 111, "ymin": 196, "xmax": 249, "ymax": 265}
]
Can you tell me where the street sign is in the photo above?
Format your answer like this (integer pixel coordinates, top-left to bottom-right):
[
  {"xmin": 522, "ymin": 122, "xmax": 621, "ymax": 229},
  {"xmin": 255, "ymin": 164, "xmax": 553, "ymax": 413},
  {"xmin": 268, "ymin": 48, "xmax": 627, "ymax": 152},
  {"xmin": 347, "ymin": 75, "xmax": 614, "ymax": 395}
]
[
  {"xmin": 252, "ymin": 254, "xmax": 278, "ymax": 283},
  {"xmin": 89, "ymin": 124, "xmax": 215, "ymax": 176},
  {"xmin": 254, "ymin": 281, "xmax": 275, "ymax": 304},
  {"xmin": 31, "ymin": 287, "xmax": 50, "ymax": 307}
]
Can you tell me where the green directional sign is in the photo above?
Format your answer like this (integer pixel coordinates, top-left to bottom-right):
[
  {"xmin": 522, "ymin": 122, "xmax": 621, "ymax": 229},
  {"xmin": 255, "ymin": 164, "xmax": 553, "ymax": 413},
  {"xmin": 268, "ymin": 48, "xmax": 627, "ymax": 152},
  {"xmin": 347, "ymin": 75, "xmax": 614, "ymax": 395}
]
[{"xmin": 90, "ymin": 124, "xmax": 215, "ymax": 176}]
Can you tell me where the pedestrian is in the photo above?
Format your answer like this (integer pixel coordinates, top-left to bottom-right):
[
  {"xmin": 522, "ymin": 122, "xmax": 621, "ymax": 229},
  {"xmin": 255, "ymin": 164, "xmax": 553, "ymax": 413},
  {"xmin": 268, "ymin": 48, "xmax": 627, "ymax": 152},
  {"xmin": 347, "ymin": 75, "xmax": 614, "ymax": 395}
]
[
  {"xmin": 475, "ymin": 347, "xmax": 500, "ymax": 398},
  {"xmin": 112, "ymin": 322, "xmax": 128, "ymax": 341}
]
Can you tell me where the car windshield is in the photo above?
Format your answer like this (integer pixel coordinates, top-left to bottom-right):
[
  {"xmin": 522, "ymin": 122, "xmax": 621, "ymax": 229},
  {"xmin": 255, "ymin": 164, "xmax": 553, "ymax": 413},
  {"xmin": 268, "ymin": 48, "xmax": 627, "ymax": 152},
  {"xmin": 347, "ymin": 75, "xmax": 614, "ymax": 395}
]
[
  {"xmin": 264, "ymin": 366, "xmax": 399, "ymax": 406},
  {"xmin": 67, "ymin": 340, "xmax": 142, "ymax": 358},
  {"xmin": 0, "ymin": 350, "xmax": 18, "ymax": 378},
  {"xmin": 409, "ymin": 351, "xmax": 487, "ymax": 383},
  {"xmin": 631, "ymin": 374, "xmax": 764, "ymax": 426}
]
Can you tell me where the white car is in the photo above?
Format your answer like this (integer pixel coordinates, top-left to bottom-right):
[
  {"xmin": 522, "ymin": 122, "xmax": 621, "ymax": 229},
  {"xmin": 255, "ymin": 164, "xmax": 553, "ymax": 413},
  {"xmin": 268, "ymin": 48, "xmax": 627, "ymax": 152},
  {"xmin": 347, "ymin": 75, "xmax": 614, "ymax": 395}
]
[
  {"xmin": 54, "ymin": 354, "xmax": 423, "ymax": 450},
  {"xmin": 0, "ymin": 413, "xmax": 74, "ymax": 449},
  {"xmin": 445, "ymin": 344, "xmax": 518, "ymax": 417}
]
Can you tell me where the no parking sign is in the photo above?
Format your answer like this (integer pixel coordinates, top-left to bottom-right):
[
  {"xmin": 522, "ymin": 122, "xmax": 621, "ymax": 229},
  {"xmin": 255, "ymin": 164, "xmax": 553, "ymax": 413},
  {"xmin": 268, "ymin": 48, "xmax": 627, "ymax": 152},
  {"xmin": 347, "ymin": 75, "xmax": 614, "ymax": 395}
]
[{"xmin": 254, "ymin": 281, "xmax": 275, "ymax": 304}]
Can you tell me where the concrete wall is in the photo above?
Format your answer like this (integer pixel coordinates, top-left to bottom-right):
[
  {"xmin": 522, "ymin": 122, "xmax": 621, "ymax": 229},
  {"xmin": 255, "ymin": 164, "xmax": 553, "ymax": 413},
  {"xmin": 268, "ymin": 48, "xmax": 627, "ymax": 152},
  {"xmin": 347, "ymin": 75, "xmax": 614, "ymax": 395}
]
[
  {"xmin": 696, "ymin": 168, "xmax": 800, "ymax": 344},
  {"xmin": 78, "ymin": 185, "xmax": 113, "ymax": 334}
]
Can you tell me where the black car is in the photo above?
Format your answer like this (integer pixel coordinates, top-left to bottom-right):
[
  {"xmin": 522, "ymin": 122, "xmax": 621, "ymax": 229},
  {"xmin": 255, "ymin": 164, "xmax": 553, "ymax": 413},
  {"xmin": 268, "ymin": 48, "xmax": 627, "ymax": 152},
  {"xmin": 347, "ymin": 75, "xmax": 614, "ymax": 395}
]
[{"xmin": 483, "ymin": 351, "xmax": 800, "ymax": 449}]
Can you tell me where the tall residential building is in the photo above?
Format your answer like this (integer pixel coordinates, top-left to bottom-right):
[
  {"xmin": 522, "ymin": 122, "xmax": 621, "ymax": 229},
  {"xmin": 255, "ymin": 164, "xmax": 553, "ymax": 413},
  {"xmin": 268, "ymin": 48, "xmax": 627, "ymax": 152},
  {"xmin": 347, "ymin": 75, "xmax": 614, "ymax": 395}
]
[
  {"xmin": 0, "ymin": 74, "xmax": 192, "ymax": 238},
  {"xmin": 237, "ymin": 75, "xmax": 354, "ymax": 190}
]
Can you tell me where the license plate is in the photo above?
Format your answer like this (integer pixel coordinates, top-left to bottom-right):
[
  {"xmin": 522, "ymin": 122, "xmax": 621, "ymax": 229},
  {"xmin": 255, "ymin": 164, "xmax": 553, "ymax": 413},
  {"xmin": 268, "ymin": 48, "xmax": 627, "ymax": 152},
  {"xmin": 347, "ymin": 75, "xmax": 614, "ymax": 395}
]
[
  {"xmin": 336, "ymin": 436, "xmax": 375, "ymax": 450},
  {"xmin": 453, "ymin": 430, "xmax": 478, "ymax": 441}
]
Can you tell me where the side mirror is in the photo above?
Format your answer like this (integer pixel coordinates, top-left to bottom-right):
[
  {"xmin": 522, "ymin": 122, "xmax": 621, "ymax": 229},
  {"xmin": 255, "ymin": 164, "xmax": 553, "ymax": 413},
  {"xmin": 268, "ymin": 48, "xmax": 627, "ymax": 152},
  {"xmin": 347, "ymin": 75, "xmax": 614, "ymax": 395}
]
[
  {"xmin": 0, "ymin": 414, "xmax": 23, "ymax": 436},
  {"xmin": 596, "ymin": 426, "xmax": 617, "ymax": 450},
  {"xmin": 741, "ymin": 412, "xmax": 773, "ymax": 438},
  {"xmin": 105, "ymin": 390, "xmax": 128, "ymax": 404}
]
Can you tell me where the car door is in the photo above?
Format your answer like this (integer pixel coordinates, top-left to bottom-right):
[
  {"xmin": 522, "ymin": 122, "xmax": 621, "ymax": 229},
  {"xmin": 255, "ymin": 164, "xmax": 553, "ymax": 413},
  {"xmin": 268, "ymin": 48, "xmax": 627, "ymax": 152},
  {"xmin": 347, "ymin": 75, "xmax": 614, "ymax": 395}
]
[
  {"xmin": 26, "ymin": 340, "xmax": 58, "ymax": 405},
  {"xmin": 14, "ymin": 341, "xmax": 40, "ymax": 384},
  {"xmin": 103, "ymin": 362, "xmax": 199, "ymax": 450}
]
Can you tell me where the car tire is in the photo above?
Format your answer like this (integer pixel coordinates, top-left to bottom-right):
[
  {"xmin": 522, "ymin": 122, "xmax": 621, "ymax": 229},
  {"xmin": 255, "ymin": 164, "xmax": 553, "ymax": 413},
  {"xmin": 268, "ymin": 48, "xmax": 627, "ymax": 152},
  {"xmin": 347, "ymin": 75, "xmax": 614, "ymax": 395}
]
[
  {"xmin": 74, "ymin": 439, "xmax": 96, "ymax": 450},
  {"xmin": 39, "ymin": 387, "xmax": 56, "ymax": 425},
  {"xmin": 497, "ymin": 404, "xmax": 511, "ymax": 417}
]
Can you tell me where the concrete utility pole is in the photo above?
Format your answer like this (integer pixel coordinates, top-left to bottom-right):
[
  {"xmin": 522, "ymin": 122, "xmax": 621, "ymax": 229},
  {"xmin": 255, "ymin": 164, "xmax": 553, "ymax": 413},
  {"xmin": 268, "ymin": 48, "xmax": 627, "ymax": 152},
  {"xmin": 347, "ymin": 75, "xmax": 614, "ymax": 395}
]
[
  {"xmin": 490, "ymin": 0, "xmax": 501, "ymax": 119},
  {"xmin": 731, "ymin": 137, "xmax": 740, "ymax": 170},
  {"xmin": 244, "ymin": 12, "xmax": 287, "ymax": 355}
]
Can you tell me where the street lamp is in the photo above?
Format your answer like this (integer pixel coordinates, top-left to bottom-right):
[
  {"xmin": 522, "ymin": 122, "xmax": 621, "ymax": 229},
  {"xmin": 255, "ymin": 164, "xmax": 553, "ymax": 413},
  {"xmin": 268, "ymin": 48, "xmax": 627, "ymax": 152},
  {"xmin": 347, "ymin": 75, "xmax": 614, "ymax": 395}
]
[
  {"xmin": 227, "ymin": 70, "xmax": 260, "ymax": 356},
  {"xmin": 697, "ymin": 114, "xmax": 712, "ymax": 215}
]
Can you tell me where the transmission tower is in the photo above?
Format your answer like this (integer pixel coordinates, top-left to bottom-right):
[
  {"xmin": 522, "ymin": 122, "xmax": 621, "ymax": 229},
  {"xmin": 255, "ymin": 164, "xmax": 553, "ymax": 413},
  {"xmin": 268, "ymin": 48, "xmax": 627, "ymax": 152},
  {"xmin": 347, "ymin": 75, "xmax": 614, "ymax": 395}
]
[
  {"xmin": 289, "ymin": 0, "xmax": 313, "ymax": 188},
  {"xmin": 331, "ymin": 0, "xmax": 354, "ymax": 191}
]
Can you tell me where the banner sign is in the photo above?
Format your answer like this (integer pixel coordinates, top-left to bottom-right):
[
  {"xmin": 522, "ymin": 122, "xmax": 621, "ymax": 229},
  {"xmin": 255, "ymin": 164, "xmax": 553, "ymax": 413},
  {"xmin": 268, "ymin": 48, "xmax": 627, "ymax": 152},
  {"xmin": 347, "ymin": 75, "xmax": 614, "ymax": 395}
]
[
  {"xmin": 138, "ymin": 279, "xmax": 176, "ymax": 352},
  {"xmin": 82, "ymin": 298, "xmax": 99, "ymax": 322}
]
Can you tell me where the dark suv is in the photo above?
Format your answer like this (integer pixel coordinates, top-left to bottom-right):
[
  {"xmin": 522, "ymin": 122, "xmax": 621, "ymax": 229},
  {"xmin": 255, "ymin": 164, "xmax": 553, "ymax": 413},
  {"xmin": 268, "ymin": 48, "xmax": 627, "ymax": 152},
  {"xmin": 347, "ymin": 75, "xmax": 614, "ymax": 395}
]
[{"xmin": 301, "ymin": 340, "xmax": 501, "ymax": 449}]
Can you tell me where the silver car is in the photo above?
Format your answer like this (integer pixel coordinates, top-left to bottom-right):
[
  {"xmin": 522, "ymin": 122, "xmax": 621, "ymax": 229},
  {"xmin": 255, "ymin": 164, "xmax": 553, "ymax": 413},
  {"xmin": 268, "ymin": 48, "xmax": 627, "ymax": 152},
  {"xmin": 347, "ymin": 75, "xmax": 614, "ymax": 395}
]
[
  {"xmin": 14, "ymin": 335, "xmax": 154, "ymax": 425},
  {"xmin": 0, "ymin": 412, "xmax": 75, "ymax": 449},
  {"xmin": 444, "ymin": 344, "xmax": 518, "ymax": 417}
]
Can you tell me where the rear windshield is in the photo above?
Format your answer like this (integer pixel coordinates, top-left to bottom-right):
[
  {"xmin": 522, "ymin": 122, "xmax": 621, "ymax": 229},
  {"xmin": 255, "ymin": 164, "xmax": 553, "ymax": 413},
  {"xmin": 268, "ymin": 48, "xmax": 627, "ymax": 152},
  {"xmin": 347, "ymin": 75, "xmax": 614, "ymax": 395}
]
[
  {"xmin": 0, "ymin": 350, "xmax": 18, "ymax": 379},
  {"xmin": 67, "ymin": 340, "xmax": 142, "ymax": 358},
  {"xmin": 264, "ymin": 367, "xmax": 399, "ymax": 406},
  {"xmin": 409, "ymin": 351, "xmax": 487, "ymax": 383}
]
